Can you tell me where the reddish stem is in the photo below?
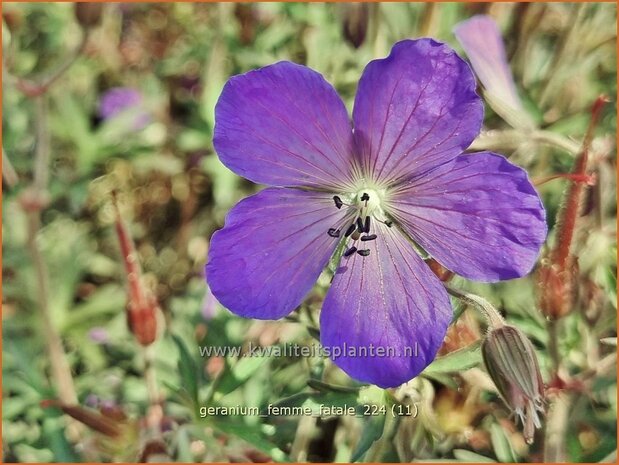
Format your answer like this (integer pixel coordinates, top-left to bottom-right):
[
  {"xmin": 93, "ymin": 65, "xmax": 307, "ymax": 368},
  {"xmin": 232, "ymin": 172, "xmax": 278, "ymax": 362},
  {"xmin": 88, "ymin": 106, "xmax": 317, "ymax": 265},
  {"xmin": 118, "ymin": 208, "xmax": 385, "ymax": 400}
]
[
  {"xmin": 550, "ymin": 95, "xmax": 609, "ymax": 270},
  {"xmin": 534, "ymin": 172, "xmax": 596, "ymax": 187},
  {"xmin": 112, "ymin": 192, "xmax": 146, "ymax": 308},
  {"xmin": 111, "ymin": 192, "xmax": 158, "ymax": 346}
]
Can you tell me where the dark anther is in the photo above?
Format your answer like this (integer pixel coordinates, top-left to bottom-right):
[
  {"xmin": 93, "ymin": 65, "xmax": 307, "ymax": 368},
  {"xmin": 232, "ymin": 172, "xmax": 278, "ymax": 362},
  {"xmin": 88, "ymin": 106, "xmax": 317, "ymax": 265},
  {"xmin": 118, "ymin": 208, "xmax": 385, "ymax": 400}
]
[
  {"xmin": 363, "ymin": 216, "xmax": 371, "ymax": 233},
  {"xmin": 333, "ymin": 196, "xmax": 343, "ymax": 209},
  {"xmin": 327, "ymin": 228, "xmax": 340, "ymax": 238},
  {"xmin": 344, "ymin": 246, "xmax": 357, "ymax": 257},
  {"xmin": 360, "ymin": 192, "xmax": 370, "ymax": 201},
  {"xmin": 361, "ymin": 234, "xmax": 377, "ymax": 242},
  {"xmin": 356, "ymin": 217, "xmax": 364, "ymax": 232},
  {"xmin": 344, "ymin": 223, "xmax": 356, "ymax": 237},
  {"xmin": 357, "ymin": 249, "xmax": 371, "ymax": 257},
  {"xmin": 384, "ymin": 220, "xmax": 393, "ymax": 227}
]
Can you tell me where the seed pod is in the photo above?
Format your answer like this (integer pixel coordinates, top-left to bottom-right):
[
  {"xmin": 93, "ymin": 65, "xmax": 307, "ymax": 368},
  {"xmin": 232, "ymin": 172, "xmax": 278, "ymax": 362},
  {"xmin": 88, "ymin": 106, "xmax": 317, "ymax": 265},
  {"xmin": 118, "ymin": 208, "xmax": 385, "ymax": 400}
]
[
  {"xmin": 537, "ymin": 259, "xmax": 578, "ymax": 319},
  {"xmin": 482, "ymin": 325, "xmax": 545, "ymax": 444},
  {"xmin": 341, "ymin": 3, "xmax": 369, "ymax": 49},
  {"xmin": 74, "ymin": 2, "xmax": 104, "ymax": 29},
  {"xmin": 126, "ymin": 295, "xmax": 159, "ymax": 347},
  {"xmin": 113, "ymin": 192, "xmax": 161, "ymax": 347},
  {"xmin": 42, "ymin": 400, "xmax": 122, "ymax": 438}
]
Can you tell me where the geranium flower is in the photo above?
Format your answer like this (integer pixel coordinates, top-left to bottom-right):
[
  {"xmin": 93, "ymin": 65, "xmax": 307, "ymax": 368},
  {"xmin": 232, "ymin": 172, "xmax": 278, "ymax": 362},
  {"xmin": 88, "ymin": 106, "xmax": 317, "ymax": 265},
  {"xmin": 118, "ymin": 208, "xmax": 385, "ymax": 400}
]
[
  {"xmin": 99, "ymin": 87, "xmax": 151, "ymax": 130},
  {"xmin": 206, "ymin": 39, "xmax": 546, "ymax": 388},
  {"xmin": 454, "ymin": 15, "xmax": 523, "ymax": 113}
]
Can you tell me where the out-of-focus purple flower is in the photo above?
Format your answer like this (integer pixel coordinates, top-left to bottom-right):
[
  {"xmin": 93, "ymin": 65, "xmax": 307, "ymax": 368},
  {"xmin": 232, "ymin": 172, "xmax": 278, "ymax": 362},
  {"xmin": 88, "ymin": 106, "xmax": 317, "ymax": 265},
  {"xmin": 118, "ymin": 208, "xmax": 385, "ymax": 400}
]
[
  {"xmin": 85, "ymin": 393, "xmax": 100, "ymax": 408},
  {"xmin": 206, "ymin": 39, "xmax": 547, "ymax": 388},
  {"xmin": 98, "ymin": 87, "xmax": 151, "ymax": 130},
  {"xmin": 88, "ymin": 327, "xmax": 109, "ymax": 344},
  {"xmin": 201, "ymin": 286, "xmax": 219, "ymax": 321},
  {"xmin": 454, "ymin": 15, "xmax": 531, "ymax": 128}
]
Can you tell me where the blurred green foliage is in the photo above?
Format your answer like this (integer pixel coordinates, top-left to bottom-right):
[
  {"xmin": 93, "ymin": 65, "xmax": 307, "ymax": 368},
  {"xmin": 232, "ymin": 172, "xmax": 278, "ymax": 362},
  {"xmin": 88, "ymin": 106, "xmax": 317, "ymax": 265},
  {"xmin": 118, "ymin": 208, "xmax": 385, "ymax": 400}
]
[{"xmin": 2, "ymin": 2, "xmax": 617, "ymax": 463}]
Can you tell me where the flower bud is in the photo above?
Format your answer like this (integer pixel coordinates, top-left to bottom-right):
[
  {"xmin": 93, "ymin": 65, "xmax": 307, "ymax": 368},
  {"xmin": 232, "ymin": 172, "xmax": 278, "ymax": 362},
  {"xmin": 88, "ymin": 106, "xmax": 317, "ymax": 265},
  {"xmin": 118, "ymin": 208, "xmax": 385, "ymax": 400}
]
[
  {"xmin": 41, "ymin": 400, "xmax": 122, "ymax": 438},
  {"xmin": 340, "ymin": 3, "xmax": 369, "ymax": 49},
  {"xmin": 74, "ymin": 2, "xmax": 104, "ymax": 29},
  {"xmin": 112, "ymin": 192, "xmax": 161, "ymax": 347},
  {"xmin": 482, "ymin": 325, "xmax": 545, "ymax": 444},
  {"xmin": 126, "ymin": 294, "xmax": 159, "ymax": 347},
  {"xmin": 18, "ymin": 187, "xmax": 51, "ymax": 212},
  {"xmin": 537, "ymin": 259, "xmax": 578, "ymax": 319}
]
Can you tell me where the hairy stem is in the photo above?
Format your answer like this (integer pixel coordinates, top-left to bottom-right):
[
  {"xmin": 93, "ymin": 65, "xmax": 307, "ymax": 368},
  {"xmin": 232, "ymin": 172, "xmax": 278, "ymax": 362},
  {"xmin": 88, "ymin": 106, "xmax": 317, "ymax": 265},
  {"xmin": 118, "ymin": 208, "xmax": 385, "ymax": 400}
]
[
  {"xmin": 16, "ymin": 32, "xmax": 88, "ymax": 98},
  {"xmin": 445, "ymin": 286, "xmax": 505, "ymax": 329},
  {"xmin": 26, "ymin": 96, "xmax": 82, "ymax": 440},
  {"xmin": 547, "ymin": 318, "xmax": 561, "ymax": 375},
  {"xmin": 551, "ymin": 95, "xmax": 608, "ymax": 270},
  {"xmin": 470, "ymin": 128, "xmax": 581, "ymax": 155},
  {"xmin": 2, "ymin": 148, "xmax": 19, "ymax": 188},
  {"xmin": 543, "ymin": 392, "xmax": 573, "ymax": 462},
  {"xmin": 143, "ymin": 346, "xmax": 162, "ymax": 436}
]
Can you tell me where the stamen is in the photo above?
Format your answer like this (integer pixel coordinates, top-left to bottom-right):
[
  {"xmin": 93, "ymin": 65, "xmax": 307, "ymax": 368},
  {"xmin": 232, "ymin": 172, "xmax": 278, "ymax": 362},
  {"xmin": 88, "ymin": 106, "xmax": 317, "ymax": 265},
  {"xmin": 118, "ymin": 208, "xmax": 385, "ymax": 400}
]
[
  {"xmin": 356, "ymin": 217, "xmax": 364, "ymax": 232},
  {"xmin": 384, "ymin": 220, "xmax": 393, "ymax": 227},
  {"xmin": 361, "ymin": 234, "xmax": 377, "ymax": 242},
  {"xmin": 327, "ymin": 228, "xmax": 340, "ymax": 238},
  {"xmin": 357, "ymin": 249, "xmax": 370, "ymax": 257},
  {"xmin": 344, "ymin": 223, "xmax": 356, "ymax": 237},
  {"xmin": 333, "ymin": 196, "xmax": 343, "ymax": 209},
  {"xmin": 344, "ymin": 246, "xmax": 357, "ymax": 257},
  {"xmin": 360, "ymin": 193, "xmax": 370, "ymax": 201},
  {"xmin": 351, "ymin": 230, "xmax": 361, "ymax": 241},
  {"xmin": 363, "ymin": 216, "xmax": 371, "ymax": 233}
]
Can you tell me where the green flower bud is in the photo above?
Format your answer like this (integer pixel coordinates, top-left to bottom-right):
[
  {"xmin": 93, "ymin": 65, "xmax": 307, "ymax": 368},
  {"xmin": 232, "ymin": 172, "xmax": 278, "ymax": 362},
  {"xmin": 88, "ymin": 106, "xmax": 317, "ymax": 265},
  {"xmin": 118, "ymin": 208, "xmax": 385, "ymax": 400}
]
[{"xmin": 482, "ymin": 325, "xmax": 545, "ymax": 444}]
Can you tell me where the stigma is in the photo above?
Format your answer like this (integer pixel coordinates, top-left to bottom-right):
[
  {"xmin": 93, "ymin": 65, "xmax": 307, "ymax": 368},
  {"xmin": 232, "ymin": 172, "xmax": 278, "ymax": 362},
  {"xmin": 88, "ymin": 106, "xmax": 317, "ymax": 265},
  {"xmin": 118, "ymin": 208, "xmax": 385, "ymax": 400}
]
[{"xmin": 325, "ymin": 187, "xmax": 394, "ymax": 260}]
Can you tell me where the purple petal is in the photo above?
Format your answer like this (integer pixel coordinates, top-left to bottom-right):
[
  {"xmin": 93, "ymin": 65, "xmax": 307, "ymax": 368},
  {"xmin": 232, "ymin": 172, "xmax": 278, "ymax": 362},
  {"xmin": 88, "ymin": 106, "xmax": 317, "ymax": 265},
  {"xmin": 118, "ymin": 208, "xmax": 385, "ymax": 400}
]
[
  {"xmin": 214, "ymin": 62, "xmax": 356, "ymax": 190},
  {"xmin": 320, "ymin": 222, "xmax": 452, "ymax": 388},
  {"xmin": 388, "ymin": 152, "xmax": 547, "ymax": 282},
  {"xmin": 454, "ymin": 15, "xmax": 523, "ymax": 112},
  {"xmin": 99, "ymin": 87, "xmax": 150, "ymax": 130},
  {"xmin": 201, "ymin": 286, "xmax": 219, "ymax": 321},
  {"xmin": 352, "ymin": 39, "xmax": 483, "ymax": 186},
  {"xmin": 206, "ymin": 187, "xmax": 353, "ymax": 319},
  {"xmin": 88, "ymin": 327, "xmax": 109, "ymax": 344}
]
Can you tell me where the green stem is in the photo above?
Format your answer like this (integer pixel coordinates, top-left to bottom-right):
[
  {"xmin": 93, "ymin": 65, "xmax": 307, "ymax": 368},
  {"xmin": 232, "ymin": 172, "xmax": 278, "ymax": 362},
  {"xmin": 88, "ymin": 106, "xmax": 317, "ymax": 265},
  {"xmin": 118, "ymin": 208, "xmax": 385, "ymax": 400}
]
[
  {"xmin": 143, "ymin": 346, "xmax": 162, "ymax": 436},
  {"xmin": 547, "ymin": 318, "xmax": 561, "ymax": 375},
  {"xmin": 2, "ymin": 147, "xmax": 19, "ymax": 188},
  {"xmin": 445, "ymin": 286, "xmax": 505, "ymax": 329},
  {"xmin": 470, "ymin": 128, "xmax": 581, "ymax": 155}
]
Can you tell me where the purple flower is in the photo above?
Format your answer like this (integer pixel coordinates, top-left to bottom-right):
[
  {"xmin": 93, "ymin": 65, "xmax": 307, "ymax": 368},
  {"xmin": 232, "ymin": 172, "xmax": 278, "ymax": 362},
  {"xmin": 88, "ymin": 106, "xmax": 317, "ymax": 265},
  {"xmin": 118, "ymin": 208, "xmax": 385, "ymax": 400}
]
[
  {"xmin": 454, "ymin": 16, "xmax": 522, "ymax": 111},
  {"xmin": 206, "ymin": 39, "xmax": 547, "ymax": 388},
  {"xmin": 88, "ymin": 327, "xmax": 109, "ymax": 344},
  {"xmin": 98, "ymin": 87, "xmax": 150, "ymax": 130},
  {"xmin": 201, "ymin": 286, "xmax": 219, "ymax": 321}
]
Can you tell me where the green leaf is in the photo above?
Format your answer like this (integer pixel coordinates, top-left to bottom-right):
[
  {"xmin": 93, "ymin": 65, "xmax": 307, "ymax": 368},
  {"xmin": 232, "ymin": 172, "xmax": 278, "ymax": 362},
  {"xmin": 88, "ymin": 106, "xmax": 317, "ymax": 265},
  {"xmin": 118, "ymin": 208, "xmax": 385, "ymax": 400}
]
[
  {"xmin": 216, "ymin": 356, "xmax": 269, "ymax": 396},
  {"xmin": 490, "ymin": 423, "xmax": 517, "ymax": 463},
  {"xmin": 421, "ymin": 371, "xmax": 459, "ymax": 389},
  {"xmin": 423, "ymin": 342, "xmax": 481, "ymax": 375},
  {"xmin": 43, "ymin": 417, "xmax": 80, "ymax": 462},
  {"xmin": 453, "ymin": 449, "xmax": 497, "ymax": 463},
  {"xmin": 172, "ymin": 334, "xmax": 200, "ymax": 407},
  {"xmin": 306, "ymin": 378, "xmax": 360, "ymax": 393},
  {"xmin": 211, "ymin": 420, "xmax": 289, "ymax": 462},
  {"xmin": 351, "ymin": 414, "xmax": 386, "ymax": 462}
]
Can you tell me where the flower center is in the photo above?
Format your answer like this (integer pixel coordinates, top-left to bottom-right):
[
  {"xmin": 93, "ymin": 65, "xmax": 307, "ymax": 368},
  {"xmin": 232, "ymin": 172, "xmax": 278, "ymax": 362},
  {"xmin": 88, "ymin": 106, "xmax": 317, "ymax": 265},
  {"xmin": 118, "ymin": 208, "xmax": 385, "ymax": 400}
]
[
  {"xmin": 327, "ymin": 187, "xmax": 393, "ymax": 259},
  {"xmin": 354, "ymin": 187, "xmax": 383, "ymax": 217}
]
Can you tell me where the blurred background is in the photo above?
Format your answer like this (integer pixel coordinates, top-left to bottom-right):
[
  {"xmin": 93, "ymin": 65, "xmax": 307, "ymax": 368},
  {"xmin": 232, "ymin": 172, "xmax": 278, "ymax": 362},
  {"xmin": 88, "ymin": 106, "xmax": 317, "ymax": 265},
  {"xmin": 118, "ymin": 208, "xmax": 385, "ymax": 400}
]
[{"xmin": 2, "ymin": 2, "xmax": 617, "ymax": 463}]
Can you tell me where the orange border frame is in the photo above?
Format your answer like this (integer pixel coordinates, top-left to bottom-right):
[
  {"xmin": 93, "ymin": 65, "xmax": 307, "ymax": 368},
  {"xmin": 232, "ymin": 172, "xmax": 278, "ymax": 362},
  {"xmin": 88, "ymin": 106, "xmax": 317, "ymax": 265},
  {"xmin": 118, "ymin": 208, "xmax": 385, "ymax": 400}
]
[{"xmin": 0, "ymin": 1, "xmax": 617, "ymax": 464}]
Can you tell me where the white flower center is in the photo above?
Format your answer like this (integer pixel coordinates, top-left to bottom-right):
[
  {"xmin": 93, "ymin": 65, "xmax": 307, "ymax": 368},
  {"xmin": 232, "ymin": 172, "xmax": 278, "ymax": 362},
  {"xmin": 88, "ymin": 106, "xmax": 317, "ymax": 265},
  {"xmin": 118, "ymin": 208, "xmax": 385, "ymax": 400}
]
[
  {"xmin": 353, "ymin": 187, "xmax": 384, "ymax": 217},
  {"xmin": 326, "ymin": 187, "xmax": 393, "ymax": 260}
]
